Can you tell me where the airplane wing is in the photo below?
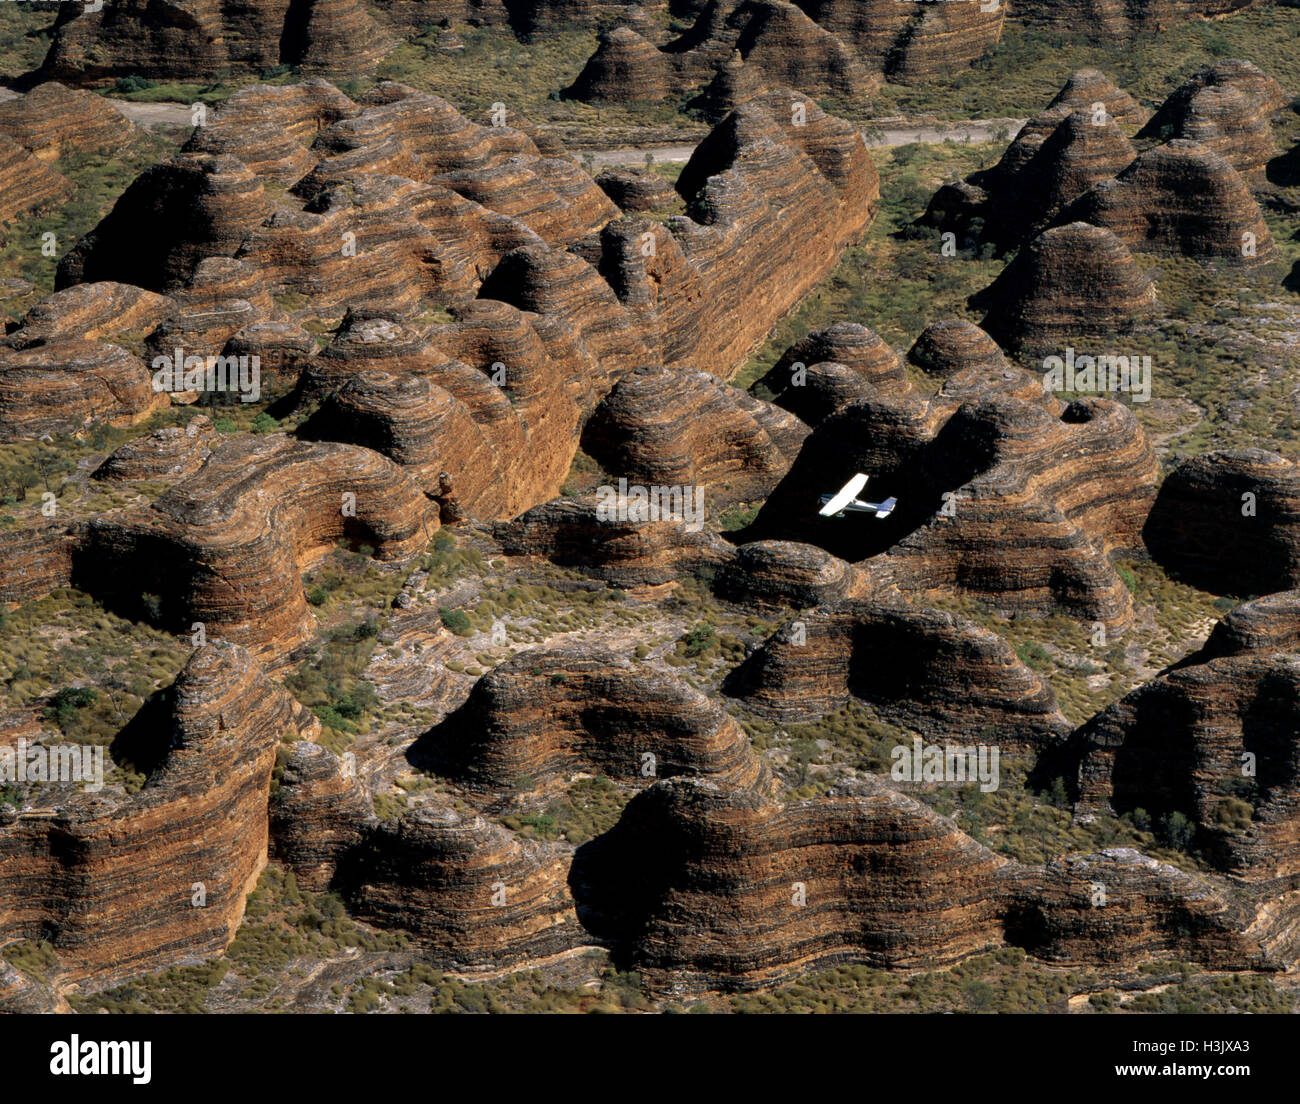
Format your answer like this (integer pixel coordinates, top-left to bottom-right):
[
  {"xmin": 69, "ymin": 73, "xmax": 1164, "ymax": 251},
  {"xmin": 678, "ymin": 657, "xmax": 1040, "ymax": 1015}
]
[{"xmin": 818, "ymin": 473, "xmax": 870, "ymax": 517}]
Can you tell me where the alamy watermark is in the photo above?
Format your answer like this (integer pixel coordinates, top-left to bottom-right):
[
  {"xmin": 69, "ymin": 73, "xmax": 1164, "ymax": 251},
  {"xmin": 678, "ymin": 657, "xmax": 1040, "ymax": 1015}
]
[
  {"xmin": 151, "ymin": 348, "xmax": 261, "ymax": 403},
  {"xmin": 1, "ymin": 738, "xmax": 104, "ymax": 793},
  {"xmin": 595, "ymin": 478, "xmax": 706, "ymax": 532},
  {"xmin": 891, "ymin": 737, "xmax": 1000, "ymax": 792},
  {"xmin": 1042, "ymin": 347, "xmax": 1151, "ymax": 403}
]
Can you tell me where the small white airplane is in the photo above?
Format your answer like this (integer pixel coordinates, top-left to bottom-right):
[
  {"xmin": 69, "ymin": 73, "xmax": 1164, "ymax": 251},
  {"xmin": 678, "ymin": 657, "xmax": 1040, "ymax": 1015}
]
[{"xmin": 818, "ymin": 472, "xmax": 898, "ymax": 519}]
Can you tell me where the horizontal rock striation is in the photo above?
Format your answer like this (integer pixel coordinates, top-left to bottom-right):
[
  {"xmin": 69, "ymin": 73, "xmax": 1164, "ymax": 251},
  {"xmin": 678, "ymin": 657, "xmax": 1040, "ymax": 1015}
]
[
  {"xmin": 1144, "ymin": 449, "xmax": 1300, "ymax": 596},
  {"xmin": 493, "ymin": 494, "xmax": 733, "ymax": 585},
  {"xmin": 1062, "ymin": 140, "xmax": 1273, "ymax": 263},
  {"xmin": 40, "ymin": 0, "xmax": 395, "ymax": 84},
  {"xmin": 0, "ymin": 643, "xmax": 306, "ymax": 986},
  {"xmin": 575, "ymin": 775, "xmax": 1268, "ymax": 990},
  {"xmin": 74, "ymin": 435, "xmax": 435, "ymax": 663},
  {"xmin": 751, "ymin": 361, "xmax": 1156, "ymax": 628},
  {"xmin": 1138, "ymin": 60, "xmax": 1287, "ymax": 179},
  {"xmin": 1072, "ymin": 620, "xmax": 1300, "ymax": 881},
  {"xmin": 725, "ymin": 598, "xmax": 1069, "ymax": 744},
  {"xmin": 419, "ymin": 645, "xmax": 771, "ymax": 798},
  {"xmin": 714, "ymin": 539, "xmax": 863, "ymax": 608},
  {"xmin": 581, "ymin": 362, "xmax": 808, "ymax": 500},
  {"xmin": 568, "ymin": 26, "xmax": 674, "ymax": 103},
  {"xmin": 0, "ymin": 133, "xmax": 75, "ymax": 241},
  {"xmin": 0, "ymin": 81, "xmax": 134, "ymax": 161},
  {"xmin": 977, "ymin": 222, "xmax": 1159, "ymax": 358}
]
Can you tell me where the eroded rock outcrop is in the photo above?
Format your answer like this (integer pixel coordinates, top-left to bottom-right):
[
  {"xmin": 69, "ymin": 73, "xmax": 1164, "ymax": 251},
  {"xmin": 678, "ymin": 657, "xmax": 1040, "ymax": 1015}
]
[
  {"xmin": 1138, "ymin": 60, "xmax": 1287, "ymax": 179},
  {"xmin": 977, "ymin": 223, "xmax": 1159, "ymax": 358},
  {"xmin": 75, "ymin": 435, "xmax": 435, "ymax": 663},
  {"xmin": 420, "ymin": 645, "xmax": 772, "ymax": 799},
  {"xmin": 568, "ymin": 26, "xmax": 674, "ymax": 103},
  {"xmin": 493, "ymin": 494, "xmax": 733, "ymax": 585},
  {"xmin": 0, "ymin": 82, "xmax": 134, "ymax": 161},
  {"xmin": 41, "ymin": 0, "xmax": 395, "ymax": 84},
  {"xmin": 0, "ymin": 643, "xmax": 307, "ymax": 986},
  {"xmin": 726, "ymin": 598, "xmax": 1069, "ymax": 745},
  {"xmin": 1144, "ymin": 449, "xmax": 1300, "ymax": 596},
  {"xmin": 1072, "ymin": 600, "xmax": 1300, "ymax": 880},
  {"xmin": 575, "ymin": 775, "xmax": 1268, "ymax": 991},
  {"xmin": 751, "ymin": 362, "xmax": 1156, "ymax": 628},
  {"xmin": 1062, "ymin": 140, "xmax": 1273, "ymax": 264}
]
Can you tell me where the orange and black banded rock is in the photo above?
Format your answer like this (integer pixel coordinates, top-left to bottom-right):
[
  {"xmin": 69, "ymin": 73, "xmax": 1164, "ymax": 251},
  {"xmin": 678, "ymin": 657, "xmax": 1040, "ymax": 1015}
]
[
  {"xmin": 420, "ymin": 645, "xmax": 771, "ymax": 800},
  {"xmin": 1144, "ymin": 449, "xmax": 1300, "ymax": 596},
  {"xmin": 336, "ymin": 802, "xmax": 579, "ymax": 970},
  {"xmin": 41, "ymin": 0, "xmax": 394, "ymax": 84},
  {"xmin": 907, "ymin": 318, "xmax": 1008, "ymax": 377},
  {"xmin": 574, "ymin": 775, "xmax": 1012, "ymax": 990},
  {"xmin": 761, "ymin": 321, "xmax": 908, "ymax": 414},
  {"xmin": 1046, "ymin": 69, "xmax": 1148, "ymax": 129},
  {"xmin": 568, "ymin": 26, "xmax": 674, "ymax": 103},
  {"xmin": 688, "ymin": 49, "xmax": 765, "ymax": 123},
  {"xmin": 581, "ymin": 362, "xmax": 808, "ymax": 499},
  {"xmin": 752, "ymin": 357, "xmax": 1155, "ymax": 628},
  {"xmin": 1014, "ymin": 0, "xmax": 1262, "ymax": 38},
  {"xmin": 726, "ymin": 598, "xmax": 1069, "ymax": 744},
  {"xmin": 93, "ymin": 416, "xmax": 216, "ymax": 483},
  {"xmin": 0, "ymin": 643, "xmax": 308, "ymax": 987},
  {"xmin": 269, "ymin": 742, "xmax": 373, "ymax": 892},
  {"xmin": 75, "ymin": 436, "xmax": 435, "ymax": 664},
  {"xmin": 1001, "ymin": 848, "xmax": 1268, "ymax": 970},
  {"xmin": 724, "ymin": 0, "xmax": 873, "ymax": 98},
  {"xmin": 1062, "ymin": 140, "xmax": 1273, "ymax": 264},
  {"xmin": 714, "ymin": 540, "xmax": 863, "ymax": 608},
  {"xmin": 1071, "ymin": 627, "xmax": 1300, "ymax": 881},
  {"xmin": 923, "ymin": 108, "xmax": 1136, "ymax": 252},
  {"xmin": 1139, "ymin": 60, "xmax": 1287, "ymax": 179},
  {"xmin": 1203, "ymin": 590, "xmax": 1300, "ymax": 658},
  {"xmin": 576, "ymin": 774, "xmax": 1270, "ymax": 989},
  {"xmin": 977, "ymin": 222, "xmax": 1159, "ymax": 358},
  {"xmin": 0, "ymin": 132, "xmax": 74, "ymax": 240},
  {"xmin": 594, "ymin": 166, "xmax": 678, "ymax": 211},
  {"xmin": 493, "ymin": 494, "xmax": 733, "ymax": 586},
  {"xmin": 0, "ymin": 284, "xmax": 168, "ymax": 441},
  {"xmin": 884, "ymin": 2, "xmax": 1005, "ymax": 86},
  {"xmin": 0, "ymin": 81, "xmax": 134, "ymax": 161}
]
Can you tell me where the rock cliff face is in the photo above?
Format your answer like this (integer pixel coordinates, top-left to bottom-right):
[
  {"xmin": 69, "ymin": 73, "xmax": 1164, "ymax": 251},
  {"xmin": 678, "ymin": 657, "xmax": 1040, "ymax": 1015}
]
[
  {"xmin": 420, "ymin": 645, "xmax": 772, "ymax": 799},
  {"xmin": 751, "ymin": 360, "xmax": 1156, "ymax": 629},
  {"xmin": 0, "ymin": 133, "xmax": 75, "ymax": 241},
  {"xmin": 1062, "ymin": 140, "xmax": 1273, "ymax": 264},
  {"xmin": 1072, "ymin": 596, "xmax": 1300, "ymax": 881},
  {"xmin": 574, "ymin": 775, "xmax": 1271, "ymax": 991},
  {"xmin": 1138, "ymin": 60, "xmax": 1287, "ymax": 179},
  {"xmin": 726, "ymin": 599, "xmax": 1069, "ymax": 745},
  {"xmin": 568, "ymin": 26, "xmax": 674, "ymax": 102},
  {"xmin": 76, "ymin": 436, "xmax": 435, "ymax": 664},
  {"xmin": 1144, "ymin": 449, "xmax": 1300, "ymax": 596},
  {"xmin": 493, "ymin": 494, "xmax": 733, "ymax": 585},
  {"xmin": 581, "ymin": 363, "xmax": 808, "ymax": 501},
  {"xmin": 0, "ymin": 643, "xmax": 306, "ymax": 986},
  {"xmin": 46, "ymin": 81, "xmax": 874, "ymax": 521},
  {"xmin": 40, "ymin": 0, "xmax": 395, "ymax": 84},
  {"xmin": 977, "ymin": 222, "xmax": 1159, "ymax": 358},
  {"xmin": 0, "ymin": 82, "xmax": 134, "ymax": 161},
  {"xmin": 760, "ymin": 321, "xmax": 908, "ymax": 425},
  {"xmin": 922, "ymin": 106, "xmax": 1137, "ymax": 253}
]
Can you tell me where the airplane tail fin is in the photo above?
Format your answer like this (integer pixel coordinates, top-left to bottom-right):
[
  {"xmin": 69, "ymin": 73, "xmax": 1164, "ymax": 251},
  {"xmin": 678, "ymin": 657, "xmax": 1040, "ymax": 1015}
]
[{"xmin": 874, "ymin": 497, "xmax": 898, "ymax": 519}]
